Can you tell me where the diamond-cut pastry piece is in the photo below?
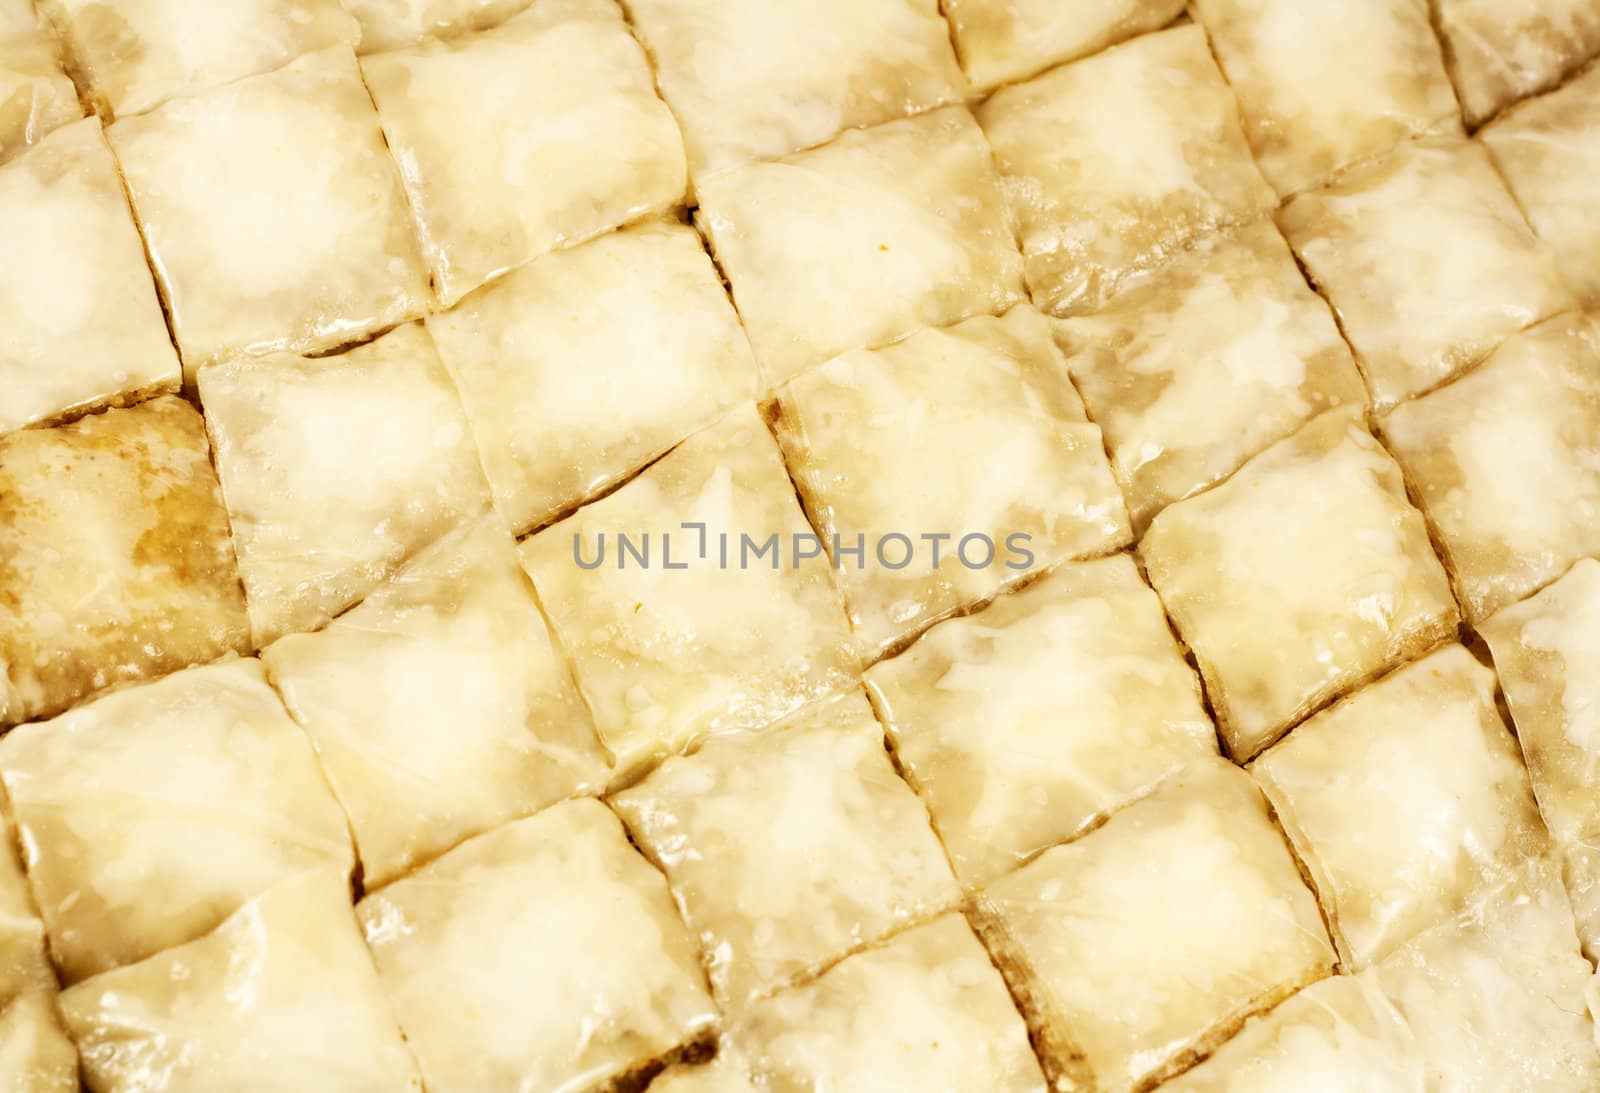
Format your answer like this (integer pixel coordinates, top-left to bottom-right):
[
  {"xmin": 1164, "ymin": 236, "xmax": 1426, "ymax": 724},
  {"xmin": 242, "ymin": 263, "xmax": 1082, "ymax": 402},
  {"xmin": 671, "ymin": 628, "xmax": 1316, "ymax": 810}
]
[
  {"xmin": 1140, "ymin": 409, "xmax": 1458, "ymax": 759},
  {"xmin": 612, "ymin": 690, "xmax": 959, "ymax": 1007},
  {"xmin": 1435, "ymin": 0, "xmax": 1600, "ymax": 126},
  {"xmin": 520, "ymin": 404, "xmax": 857, "ymax": 779},
  {"xmin": 427, "ymin": 219, "xmax": 757, "ymax": 534},
  {"xmin": 865, "ymin": 553, "xmax": 1217, "ymax": 888},
  {"xmin": 695, "ymin": 106, "xmax": 1025, "ymax": 389},
  {"xmin": 199, "ymin": 322, "xmax": 491, "ymax": 646},
  {"xmin": 0, "ymin": 994, "xmax": 76, "ymax": 1093},
  {"xmin": 623, "ymin": 0, "xmax": 965, "ymax": 178},
  {"xmin": 0, "ymin": 119, "xmax": 179, "ymax": 436},
  {"xmin": 1055, "ymin": 221, "xmax": 1367, "ymax": 530},
  {"xmin": 0, "ymin": 4, "xmax": 80, "ymax": 165},
  {"xmin": 0, "ymin": 658, "xmax": 354, "ymax": 984},
  {"xmin": 1191, "ymin": 0, "xmax": 1460, "ymax": 196},
  {"xmin": 342, "ymin": 0, "xmax": 532, "ymax": 53},
  {"xmin": 773, "ymin": 307, "xmax": 1130, "ymax": 658},
  {"xmin": 363, "ymin": 1, "xmax": 686, "ymax": 306},
  {"xmin": 943, "ymin": 0, "xmax": 1183, "ymax": 91},
  {"xmin": 725, "ymin": 914, "xmax": 1048, "ymax": 1093},
  {"xmin": 974, "ymin": 759, "xmax": 1335, "ymax": 1092},
  {"xmin": 1251, "ymin": 644, "xmax": 1548, "ymax": 970},
  {"xmin": 61, "ymin": 868, "xmax": 423, "ymax": 1092},
  {"xmin": 358, "ymin": 799, "xmax": 715, "ymax": 1093},
  {"xmin": 1278, "ymin": 137, "xmax": 1573, "ymax": 409},
  {"xmin": 109, "ymin": 47, "xmax": 429, "ymax": 375},
  {"xmin": 976, "ymin": 25, "xmax": 1275, "ymax": 318},
  {"xmin": 1482, "ymin": 558, "xmax": 1600, "ymax": 959},
  {"xmin": 1379, "ymin": 314, "xmax": 1600, "ymax": 622},
  {"xmin": 1481, "ymin": 65, "xmax": 1600, "ymax": 308},
  {"xmin": 0, "ymin": 396, "xmax": 249, "ymax": 729},
  {"xmin": 41, "ymin": 0, "xmax": 358, "ymax": 118},
  {"xmin": 263, "ymin": 520, "xmax": 609, "ymax": 889}
]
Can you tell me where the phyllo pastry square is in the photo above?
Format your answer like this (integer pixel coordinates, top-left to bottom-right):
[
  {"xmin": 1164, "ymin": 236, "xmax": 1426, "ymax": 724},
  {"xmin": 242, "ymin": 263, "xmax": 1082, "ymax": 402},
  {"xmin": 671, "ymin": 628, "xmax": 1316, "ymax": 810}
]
[
  {"xmin": 62, "ymin": 868, "xmax": 423, "ymax": 1092},
  {"xmin": 108, "ymin": 47, "xmax": 429, "ymax": 376},
  {"xmin": 357, "ymin": 799, "xmax": 715, "ymax": 1093},
  {"xmin": 0, "ymin": 119, "xmax": 180, "ymax": 436},
  {"xmin": 198, "ymin": 322, "xmax": 491, "ymax": 646},
  {"xmin": 976, "ymin": 25, "xmax": 1274, "ymax": 318},
  {"xmin": 263, "ymin": 520, "xmax": 609, "ymax": 890},
  {"xmin": 1191, "ymin": 0, "xmax": 1459, "ymax": 196},
  {"xmin": 973, "ymin": 760, "xmax": 1336, "ymax": 1093},
  {"xmin": 1482, "ymin": 558, "xmax": 1600, "ymax": 960},
  {"xmin": 695, "ymin": 107, "xmax": 1024, "ymax": 389},
  {"xmin": 0, "ymin": 396, "xmax": 249, "ymax": 729},
  {"xmin": 1055, "ymin": 221, "xmax": 1367, "ymax": 531},
  {"xmin": 623, "ymin": 0, "xmax": 965, "ymax": 178},
  {"xmin": 342, "ymin": 0, "xmax": 532, "ymax": 54},
  {"xmin": 1140, "ymin": 409, "xmax": 1458, "ymax": 759},
  {"xmin": 1434, "ymin": 0, "xmax": 1600, "ymax": 126},
  {"xmin": 0, "ymin": 3, "xmax": 80, "ymax": 164},
  {"xmin": 520, "ymin": 404, "xmax": 857, "ymax": 779},
  {"xmin": 1379, "ymin": 314, "xmax": 1600, "ymax": 622},
  {"xmin": 772, "ymin": 307, "xmax": 1130, "ymax": 659},
  {"xmin": 362, "ymin": 0, "xmax": 686, "ymax": 306},
  {"xmin": 723, "ymin": 914, "xmax": 1047, "ymax": 1092},
  {"xmin": 1481, "ymin": 65, "xmax": 1600, "ymax": 308},
  {"xmin": 0, "ymin": 658, "xmax": 353, "ymax": 984},
  {"xmin": 40, "ymin": 0, "xmax": 358, "ymax": 118},
  {"xmin": 427, "ymin": 219, "xmax": 757, "ymax": 535},
  {"xmin": 611, "ymin": 690, "xmax": 959, "ymax": 1007},
  {"xmin": 1250, "ymin": 644, "xmax": 1548, "ymax": 970},
  {"xmin": 1278, "ymin": 137, "xmax": 1573, "ymax": 409},
  {"xmin": 865, "ymin": 554, "xmax": 1216, "ymax": 888},
  {"xmin": 942, "ymin": 0, "xmax": 1184, "ymax": 91}
]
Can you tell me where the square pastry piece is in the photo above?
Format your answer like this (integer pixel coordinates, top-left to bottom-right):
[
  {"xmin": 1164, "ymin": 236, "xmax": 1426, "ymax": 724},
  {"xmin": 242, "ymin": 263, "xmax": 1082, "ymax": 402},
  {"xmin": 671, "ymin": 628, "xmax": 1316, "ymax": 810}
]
[
  {"xmin": 1380, "ymin": 315, "xmax": 1600, "ymax": 622},
  {"xmin": 263, "ymin": 520, "xmax": 609, "ymax": 889},
  {"xmin": 428, "ymin": 219, "xmax": 756, "ymax": 534},
  {"xmin": 1192, "ymin": 0, "xmax": 1459, "ymax": 196},
  {"xmin": 0, "ymin": 119, "xmax": 180, "ymax": 435},
  {"xmin": 62, "ymin": 869, "xmax": 423, "ymax": 1092},
  {"xmin": 1056, "ymin": 221, "xmax": 1368, "ymax": 530},
  {"xmin": 199, "ymin": 322, "xmax": 491, "ymax": 646},
  {"xmin": 0, "ymin": 3, "xmax": 79, "ymax": 164},
  {"xmin": 1482, "ymin": 65, "xmax": 1600, "ymax": 308},
  {"xmin": 1482, "ymin": 558, "xmax": 1600, "ymax": 959},
  {"xmin": 696, "ymin": 107, "xmax": 1024, "ymax": 389},
  {"xmin": 1251, "ymin": 644, "xmax": 1548, "ymax": 970},
  {"xmin": 42, "ymin": 0, "xmax": 358, "ymax": 117},
  {"xmin": 1279, "ymin": 137, "xmax": 1573, "ymax": 409},
  {"xmin": 723, "ymin": 914, "xmax": 1047, "ymax": 1092},
  {"xmin": 109, "ymin": 47, "xmax": 428, "ymax": 375},
  {"xmin": 521, "ymin": 404, "xmax": 857, "ymax": 778},
  {"xmin": 342, "ymin": 0, "xmax": 532, "ymax": 53},
  {"xmin": 0, "ymin": 396, "xmax": 249, "ymax": 729},
  {"xmin": 612, "ymin": 690, "xmax": 960, "ymax": 1007},
  {"xmin": 977, "ymin": 25, "xmax": 1274, "ymax": 318},
  {"xmin": 0, "ymin": 658, "xmax": 354, "ymax": 984},
  {"xmin": 1142, "ymin": 409, "xmax": 1458, "ymax": 759},
  {"xmin": 974, "ymin": 760, "xmax": 1335, "ymax": 1093},
  {"xmin": 943, "ymin": 0, "xmax": 1183, "ymax": 91},
  {"xmin": 866, "ymin": 554, "xmax": 1216, "ymax": 888},
  {"xmin": 1435, "ymin": 0, "xmax": 1600, "ymax": 126},
  {"xmin": 358, "ymin": 799, "xmax": 715, "ymax": 1093},
  {"xmin": 624, "ymin": 0, "xmax": 964, "ymax": 178},
  {"xmin": 363, "ymin": 1, "xmax": 685, "ymax": 305},
  {"xmin": 774, "ymin": 307, "xmax": 1130, "ymax": 659}
]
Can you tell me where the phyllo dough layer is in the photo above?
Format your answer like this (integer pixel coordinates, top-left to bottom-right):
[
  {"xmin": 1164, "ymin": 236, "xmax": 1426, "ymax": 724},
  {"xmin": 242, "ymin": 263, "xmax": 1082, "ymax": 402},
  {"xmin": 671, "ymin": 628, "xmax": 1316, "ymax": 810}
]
[
  {"xmin": 263, "ymin": 520, "xmax": 609, "ymax": 889},
  {"xmin": 1141, "ymin": 409, "xmax": 1458, "ymax": 759},
  {"xmin": 342, "ymin": 0, "xmax": 532, "ymax": 54},
  {"xmin": 199, "ymin": 322, "xmax": 491, "ymax": 646},
  {"xmin": 773, "ymin": 306, "xmax": 1130, "ymax": 658},
  {"xmin": 0, "ymin": 814, "xmax": 75, "ymax": 1093},
  {"xmin": 865, "ymin": 554, "xmax": 1216, "ymax": 888},
  {"xmin": 942, "ymin": 0, "xmax": 1184, "ymax": 91},
  {"xmin": 427, "ymin": 218, "xmax": 757, "ymax": 535},
  {"xmin": 696, "ymin": 106, "xmax": 1025, "ymax": 389},
  {"xmin": 1435, "ymin": 0, "xmax": 1600, "ymax": 125},
  {"xmin": 357, "ymin": 799, "xmax": 715, "ymax": 1093},
  {"xmin": 0, "ymin": 396, "xmax": 249, "ymax": 729},
  {"xmin": 0, "ymin": 658, "xmax": 354, "ymax": 983},
  {"xmin": 0, "ymin": 3, "xmax": 79, "ymax": 164}
]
